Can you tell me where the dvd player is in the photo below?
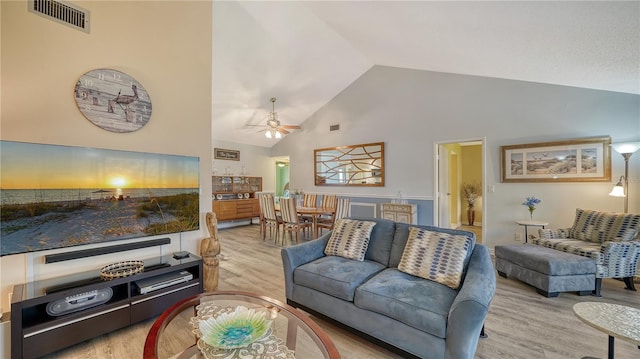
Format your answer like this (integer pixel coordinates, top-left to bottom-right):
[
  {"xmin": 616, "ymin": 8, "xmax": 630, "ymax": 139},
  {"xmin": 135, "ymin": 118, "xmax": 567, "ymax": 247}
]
[{"xmin": 134, "ymin": 270, "xmax": 193, "ymax": 294}]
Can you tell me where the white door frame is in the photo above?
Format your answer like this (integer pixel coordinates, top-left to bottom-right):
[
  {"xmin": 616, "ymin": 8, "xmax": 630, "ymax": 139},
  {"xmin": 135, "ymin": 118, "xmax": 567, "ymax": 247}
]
[
  {"xmin": 437, "ymin": 145, "xmax": 452, "ymax": 228},
  {"xmin": 433, "ymin": 138, "xmax": 487, "ymax": 241}
]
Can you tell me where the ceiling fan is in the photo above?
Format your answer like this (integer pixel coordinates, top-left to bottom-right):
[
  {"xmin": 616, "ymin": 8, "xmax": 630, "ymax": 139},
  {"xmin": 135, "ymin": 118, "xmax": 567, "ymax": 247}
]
[{"xmin": 249, "ymin": 97, "xmax": 301, "ymax": 139}]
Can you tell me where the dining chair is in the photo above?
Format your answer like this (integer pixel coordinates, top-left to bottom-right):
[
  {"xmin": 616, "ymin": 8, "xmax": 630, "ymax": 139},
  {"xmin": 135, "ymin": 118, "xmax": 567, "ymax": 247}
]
[
  {"xmin": 300, "ymin": 193, "xmax": 318, "ymax": 226},
  {"xmin": 257, "ymin": 193, "xmax": 268, "ymax": 238},
  {"xmin": 280, "ymin": 197, "xmax": 312, "ymax": 244},
  {"xmin": 303, "ymin": 193, "xmax": 317, "ymax": 207},
  {"xmin": 259, "ymin": 193, "xmax": 281, "ymax": 242},
  {"xmin": 318, "ymin": 194, "xmax": 338, "ymax": 222},
  {"xmin": 321, "ymin": 194, "xmax": 337, "ymax": 209},
  {"xmin": 318, "ymin": 197, "xmax": 350, "ymax": 234}
]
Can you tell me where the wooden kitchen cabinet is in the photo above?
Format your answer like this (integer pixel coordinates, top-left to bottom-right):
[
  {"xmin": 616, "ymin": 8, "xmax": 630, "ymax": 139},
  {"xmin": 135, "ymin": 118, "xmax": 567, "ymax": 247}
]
[
  {"xmin": 212, "ymin": 198, "xmax": 260, "ymax": 222},
  {"xmin": 212, "ymin": 176, "xmax": 262, "ymax": 222},
  {"xmin": 212, "ymin": 176, "xmax": 262, "ymax": 195}
]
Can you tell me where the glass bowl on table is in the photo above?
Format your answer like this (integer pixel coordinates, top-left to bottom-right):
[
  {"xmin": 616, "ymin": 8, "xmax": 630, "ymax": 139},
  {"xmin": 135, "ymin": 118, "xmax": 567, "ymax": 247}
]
[{"xmin": 143, "ymin": 291, "xmax": 340, "ymax": 359}]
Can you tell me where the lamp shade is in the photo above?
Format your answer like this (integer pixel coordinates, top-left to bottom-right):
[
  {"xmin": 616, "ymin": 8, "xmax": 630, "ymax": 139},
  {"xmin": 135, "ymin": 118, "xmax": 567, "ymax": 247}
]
[
  {"xmin": 609, "ymin": 185, "xmax": 625, "ymax": 197},
  {"xmin": 611, "ymin": 142, "xmax": 640, "ymax": 154}
]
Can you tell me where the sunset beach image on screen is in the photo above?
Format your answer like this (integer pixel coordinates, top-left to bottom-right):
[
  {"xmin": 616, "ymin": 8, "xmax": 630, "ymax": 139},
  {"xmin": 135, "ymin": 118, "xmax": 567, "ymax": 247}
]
[{"xmin": 0, "ymin": 141, "xmax": 199, "ymax": 256}]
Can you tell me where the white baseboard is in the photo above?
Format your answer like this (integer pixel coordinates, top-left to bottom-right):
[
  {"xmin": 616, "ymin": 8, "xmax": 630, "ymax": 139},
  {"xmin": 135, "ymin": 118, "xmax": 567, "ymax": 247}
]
[{"xmin": 217, "ymin": 219, "xmax": 254, "ymax": 229}]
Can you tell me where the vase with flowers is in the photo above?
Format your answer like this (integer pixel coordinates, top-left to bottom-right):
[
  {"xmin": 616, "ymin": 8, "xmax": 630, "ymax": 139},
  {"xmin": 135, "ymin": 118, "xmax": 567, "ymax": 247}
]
[
  {"xmin": 522, "ymin": 196, "xmax": 542, "ymax": 220},
  {"xmin": 462, "ymin": 182, "xmax": 479, "ymax": 226}
]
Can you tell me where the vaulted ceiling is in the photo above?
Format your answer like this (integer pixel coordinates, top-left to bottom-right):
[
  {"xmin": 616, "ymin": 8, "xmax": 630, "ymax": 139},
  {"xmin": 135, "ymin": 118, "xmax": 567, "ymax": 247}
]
[{"xmin": 212, "ymin": 1, "xmax": 640, "ymax": 148}]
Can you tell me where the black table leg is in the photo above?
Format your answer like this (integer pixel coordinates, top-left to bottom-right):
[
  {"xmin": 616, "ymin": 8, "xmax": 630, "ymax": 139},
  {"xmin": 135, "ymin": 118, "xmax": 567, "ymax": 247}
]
[{"xmin": 608, "ymin": 335, "xmax": 614, "ymax": 359}]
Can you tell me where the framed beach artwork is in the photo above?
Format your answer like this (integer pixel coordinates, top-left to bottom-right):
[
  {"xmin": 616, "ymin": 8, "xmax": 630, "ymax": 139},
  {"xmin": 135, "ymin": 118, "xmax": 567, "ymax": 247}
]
[
  {"xmin": 500, "ymin": 137, "xmax": 611, "ymax": 183},
  {"xmin": 0, "ymin": 141, "xmax": 200, "ymax": 256}
]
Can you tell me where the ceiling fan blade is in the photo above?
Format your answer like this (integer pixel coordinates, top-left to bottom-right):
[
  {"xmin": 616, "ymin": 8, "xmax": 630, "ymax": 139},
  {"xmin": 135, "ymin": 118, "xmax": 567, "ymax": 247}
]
[
  {"xmin": 280, "ymin": 125, "xmax": 301, "ymax": 129},
  {"xmin": 255, "ymin": 128, "xmax": 267, "ymax": 133},
  {"xmin": 278, "ymin": 128, "xmax": 290, "ymax": 135}
]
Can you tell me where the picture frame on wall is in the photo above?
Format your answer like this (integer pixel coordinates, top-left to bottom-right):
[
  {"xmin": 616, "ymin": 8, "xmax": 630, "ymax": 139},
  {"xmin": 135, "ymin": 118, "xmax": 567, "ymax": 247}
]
[
  {"xmin": 214, "ymin": 148, "xmax": 240, "ymax": 161},
  {"xmin": 500, "ymin": 136, "xmax": 611, "ymax": 183}
]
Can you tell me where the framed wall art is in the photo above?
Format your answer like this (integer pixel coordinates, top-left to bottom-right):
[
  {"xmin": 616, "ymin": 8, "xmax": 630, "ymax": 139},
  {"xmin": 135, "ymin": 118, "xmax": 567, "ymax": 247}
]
[
  {"xmin": 500, "ymin": 137, "xmax": 611, "ymax": 183},
  {"xmin": 214, "ymin": 148, "xmax": 240, "ymax": 161},
  {"xmin": 315, "ymin": 142, "xmax": 384, "ymax": 186}
]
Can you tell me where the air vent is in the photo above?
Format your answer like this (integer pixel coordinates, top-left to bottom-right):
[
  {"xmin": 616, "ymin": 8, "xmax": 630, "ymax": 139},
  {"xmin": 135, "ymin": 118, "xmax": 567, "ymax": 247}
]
[
  {"xmin": 29, "ymin": 0, "xmax": 90, "ymax": 33},
  {"xmin": 329, "ymin": 124, "xmax": 340, "ymax": 131}
]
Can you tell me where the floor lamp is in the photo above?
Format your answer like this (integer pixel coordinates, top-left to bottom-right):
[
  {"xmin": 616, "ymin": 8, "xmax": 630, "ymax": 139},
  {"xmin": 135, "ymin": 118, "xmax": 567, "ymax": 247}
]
[{"xmin": 609, "ymin": 142, "xmax": 640, "ymax": 213}]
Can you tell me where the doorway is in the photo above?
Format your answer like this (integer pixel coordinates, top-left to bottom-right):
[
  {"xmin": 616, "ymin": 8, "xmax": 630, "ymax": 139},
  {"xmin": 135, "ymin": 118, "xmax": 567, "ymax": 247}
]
[
  {"xmin": 275, "ymin": 158, "xmax": 290, "ymax": 198},
  {"xmin": 434, "ymin": 139, "xmax": 485, "ymax": 243}
]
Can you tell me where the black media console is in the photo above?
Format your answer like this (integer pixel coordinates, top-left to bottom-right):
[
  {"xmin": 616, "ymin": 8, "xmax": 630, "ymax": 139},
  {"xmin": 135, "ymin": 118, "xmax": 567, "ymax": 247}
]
[{"xmin": 11, "ymin": 253, "xmax": 203, "ymax": 359}]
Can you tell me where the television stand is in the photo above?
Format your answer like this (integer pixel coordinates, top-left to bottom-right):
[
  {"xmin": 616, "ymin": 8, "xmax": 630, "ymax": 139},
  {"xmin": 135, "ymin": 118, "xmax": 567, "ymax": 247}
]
[{"xmin": 11, "ymin": 253, "xmax": 203, "ymax": 359}]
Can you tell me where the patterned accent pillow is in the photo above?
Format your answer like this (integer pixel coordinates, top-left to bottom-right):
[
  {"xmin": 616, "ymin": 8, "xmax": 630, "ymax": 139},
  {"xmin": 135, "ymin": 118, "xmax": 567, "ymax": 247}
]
[
  {"xmin": 324, "ymin": 219, "xmax": 377, "ymax": 261},
  {"xmin": 569, "ymin": 208, "xmax": 640, "ymax": 243},
  {"xmin": 398, "ymin": 227, "xmax": 473, "ymax": 289}
]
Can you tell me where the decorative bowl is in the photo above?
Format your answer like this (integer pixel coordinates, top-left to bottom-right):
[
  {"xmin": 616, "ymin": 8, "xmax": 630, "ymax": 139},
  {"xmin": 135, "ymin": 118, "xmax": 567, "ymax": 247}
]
[
  {"xmin": 198, "ymin": 306, "xmax": 272, "ymax": 349},
  {"xmin": 99, "ymin": 260, "xmax": 144, "ymax": 280}
]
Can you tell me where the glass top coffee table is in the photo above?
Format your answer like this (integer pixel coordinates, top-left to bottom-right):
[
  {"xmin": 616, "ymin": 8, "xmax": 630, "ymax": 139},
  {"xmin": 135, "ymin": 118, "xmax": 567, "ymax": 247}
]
[{"xmin": 144, "ymin": 291, "xmax": 340, "ymax": 359}]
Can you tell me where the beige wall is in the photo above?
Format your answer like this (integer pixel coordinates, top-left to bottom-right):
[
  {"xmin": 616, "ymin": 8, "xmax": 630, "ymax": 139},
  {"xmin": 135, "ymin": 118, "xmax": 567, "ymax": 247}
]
[
  {"xmin": 461, "ymin": 145, "xmax": 483, "ymax": 223},
  {"xmin": 212, "ymin": 140, "xmax": 276, "ymax": 192},
  {"xmin": 0, "ymin": 0, "xmax": 212, "ymax": 329}
]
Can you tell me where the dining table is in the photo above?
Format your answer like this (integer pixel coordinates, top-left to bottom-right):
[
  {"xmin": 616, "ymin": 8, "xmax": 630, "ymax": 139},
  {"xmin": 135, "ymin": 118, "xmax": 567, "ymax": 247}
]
[{"xmin": 295, "ymin": 206, "xmax": 336, "ymax": 239}]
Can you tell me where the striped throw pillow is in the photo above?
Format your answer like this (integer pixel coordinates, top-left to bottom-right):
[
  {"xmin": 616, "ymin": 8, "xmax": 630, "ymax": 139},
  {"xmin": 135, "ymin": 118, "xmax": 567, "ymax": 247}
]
[
  {"xmin": 398, "ymin": 227, "xmax": 473, "ymax": 289},
  {"xmin": 324, "ymin": 219, "xmax": 376, "ymax": 261}
]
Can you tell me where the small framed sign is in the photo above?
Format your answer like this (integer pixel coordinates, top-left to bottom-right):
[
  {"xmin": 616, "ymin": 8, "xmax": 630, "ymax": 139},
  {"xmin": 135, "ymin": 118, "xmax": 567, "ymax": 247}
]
[{"xmin": 214, "ymin": 148, "xmax": 240, "ymax": 161}]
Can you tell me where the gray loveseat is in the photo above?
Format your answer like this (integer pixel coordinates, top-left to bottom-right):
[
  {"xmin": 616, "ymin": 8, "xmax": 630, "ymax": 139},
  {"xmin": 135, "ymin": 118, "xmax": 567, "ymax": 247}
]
[{"xmin": 281, "ymin": 218, "xmax": 496, "ymax": 359}]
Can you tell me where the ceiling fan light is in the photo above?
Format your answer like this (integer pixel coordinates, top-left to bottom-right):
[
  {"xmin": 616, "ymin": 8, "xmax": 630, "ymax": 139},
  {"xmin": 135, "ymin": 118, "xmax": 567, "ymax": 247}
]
[{"xmin": 263, "ymin": 97, "xmax": 291, "ymax": 140}]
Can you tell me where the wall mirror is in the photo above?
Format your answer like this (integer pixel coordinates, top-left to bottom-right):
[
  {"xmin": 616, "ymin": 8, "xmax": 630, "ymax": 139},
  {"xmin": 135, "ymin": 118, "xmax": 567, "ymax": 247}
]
[{"xmin": 315, "ymin": 142, "xmax": 384, "ymax": 186}]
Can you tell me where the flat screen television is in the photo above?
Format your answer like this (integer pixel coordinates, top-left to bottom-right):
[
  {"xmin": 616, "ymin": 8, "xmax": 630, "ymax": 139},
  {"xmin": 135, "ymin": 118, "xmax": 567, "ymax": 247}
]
[{"xmin": 0, "ymin": 140, "xmax": 200, "ymax": 256}]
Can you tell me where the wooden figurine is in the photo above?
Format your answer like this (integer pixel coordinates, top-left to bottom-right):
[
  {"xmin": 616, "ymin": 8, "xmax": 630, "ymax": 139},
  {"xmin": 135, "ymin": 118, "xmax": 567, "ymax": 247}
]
[{"xmin": 201, "ymin": 212, "xmax": 221, "ymax": 291}]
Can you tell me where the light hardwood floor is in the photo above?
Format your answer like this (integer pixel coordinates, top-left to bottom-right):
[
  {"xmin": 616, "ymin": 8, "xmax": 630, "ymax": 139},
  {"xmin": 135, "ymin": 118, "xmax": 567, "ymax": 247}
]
[
  {"xmin": 458, "ymin": 225, "xmax": 482, "ymax": 242},
  {"xmin": 43, "ymin": 224, "xmax": 639, "ymax": 359}
]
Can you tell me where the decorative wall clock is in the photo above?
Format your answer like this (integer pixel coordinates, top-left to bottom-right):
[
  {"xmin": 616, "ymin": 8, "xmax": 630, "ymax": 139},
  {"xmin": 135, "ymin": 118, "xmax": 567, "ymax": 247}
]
[{"xmin": 74, "ymin": 68, "xmax": 152, "ymax": 133}]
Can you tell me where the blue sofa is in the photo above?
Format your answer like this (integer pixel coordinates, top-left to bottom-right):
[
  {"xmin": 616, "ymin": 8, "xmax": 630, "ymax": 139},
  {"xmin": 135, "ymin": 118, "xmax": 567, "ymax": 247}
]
[{"xmin": 281, "ymin": 218, "xmax": 496, "ymax": 359}]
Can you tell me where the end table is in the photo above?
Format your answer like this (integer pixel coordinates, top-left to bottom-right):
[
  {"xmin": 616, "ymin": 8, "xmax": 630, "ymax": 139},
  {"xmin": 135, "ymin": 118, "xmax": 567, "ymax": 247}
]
[{"xmin": 515, "ymin": 220, "xmax": 549, "ymax": 243}]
